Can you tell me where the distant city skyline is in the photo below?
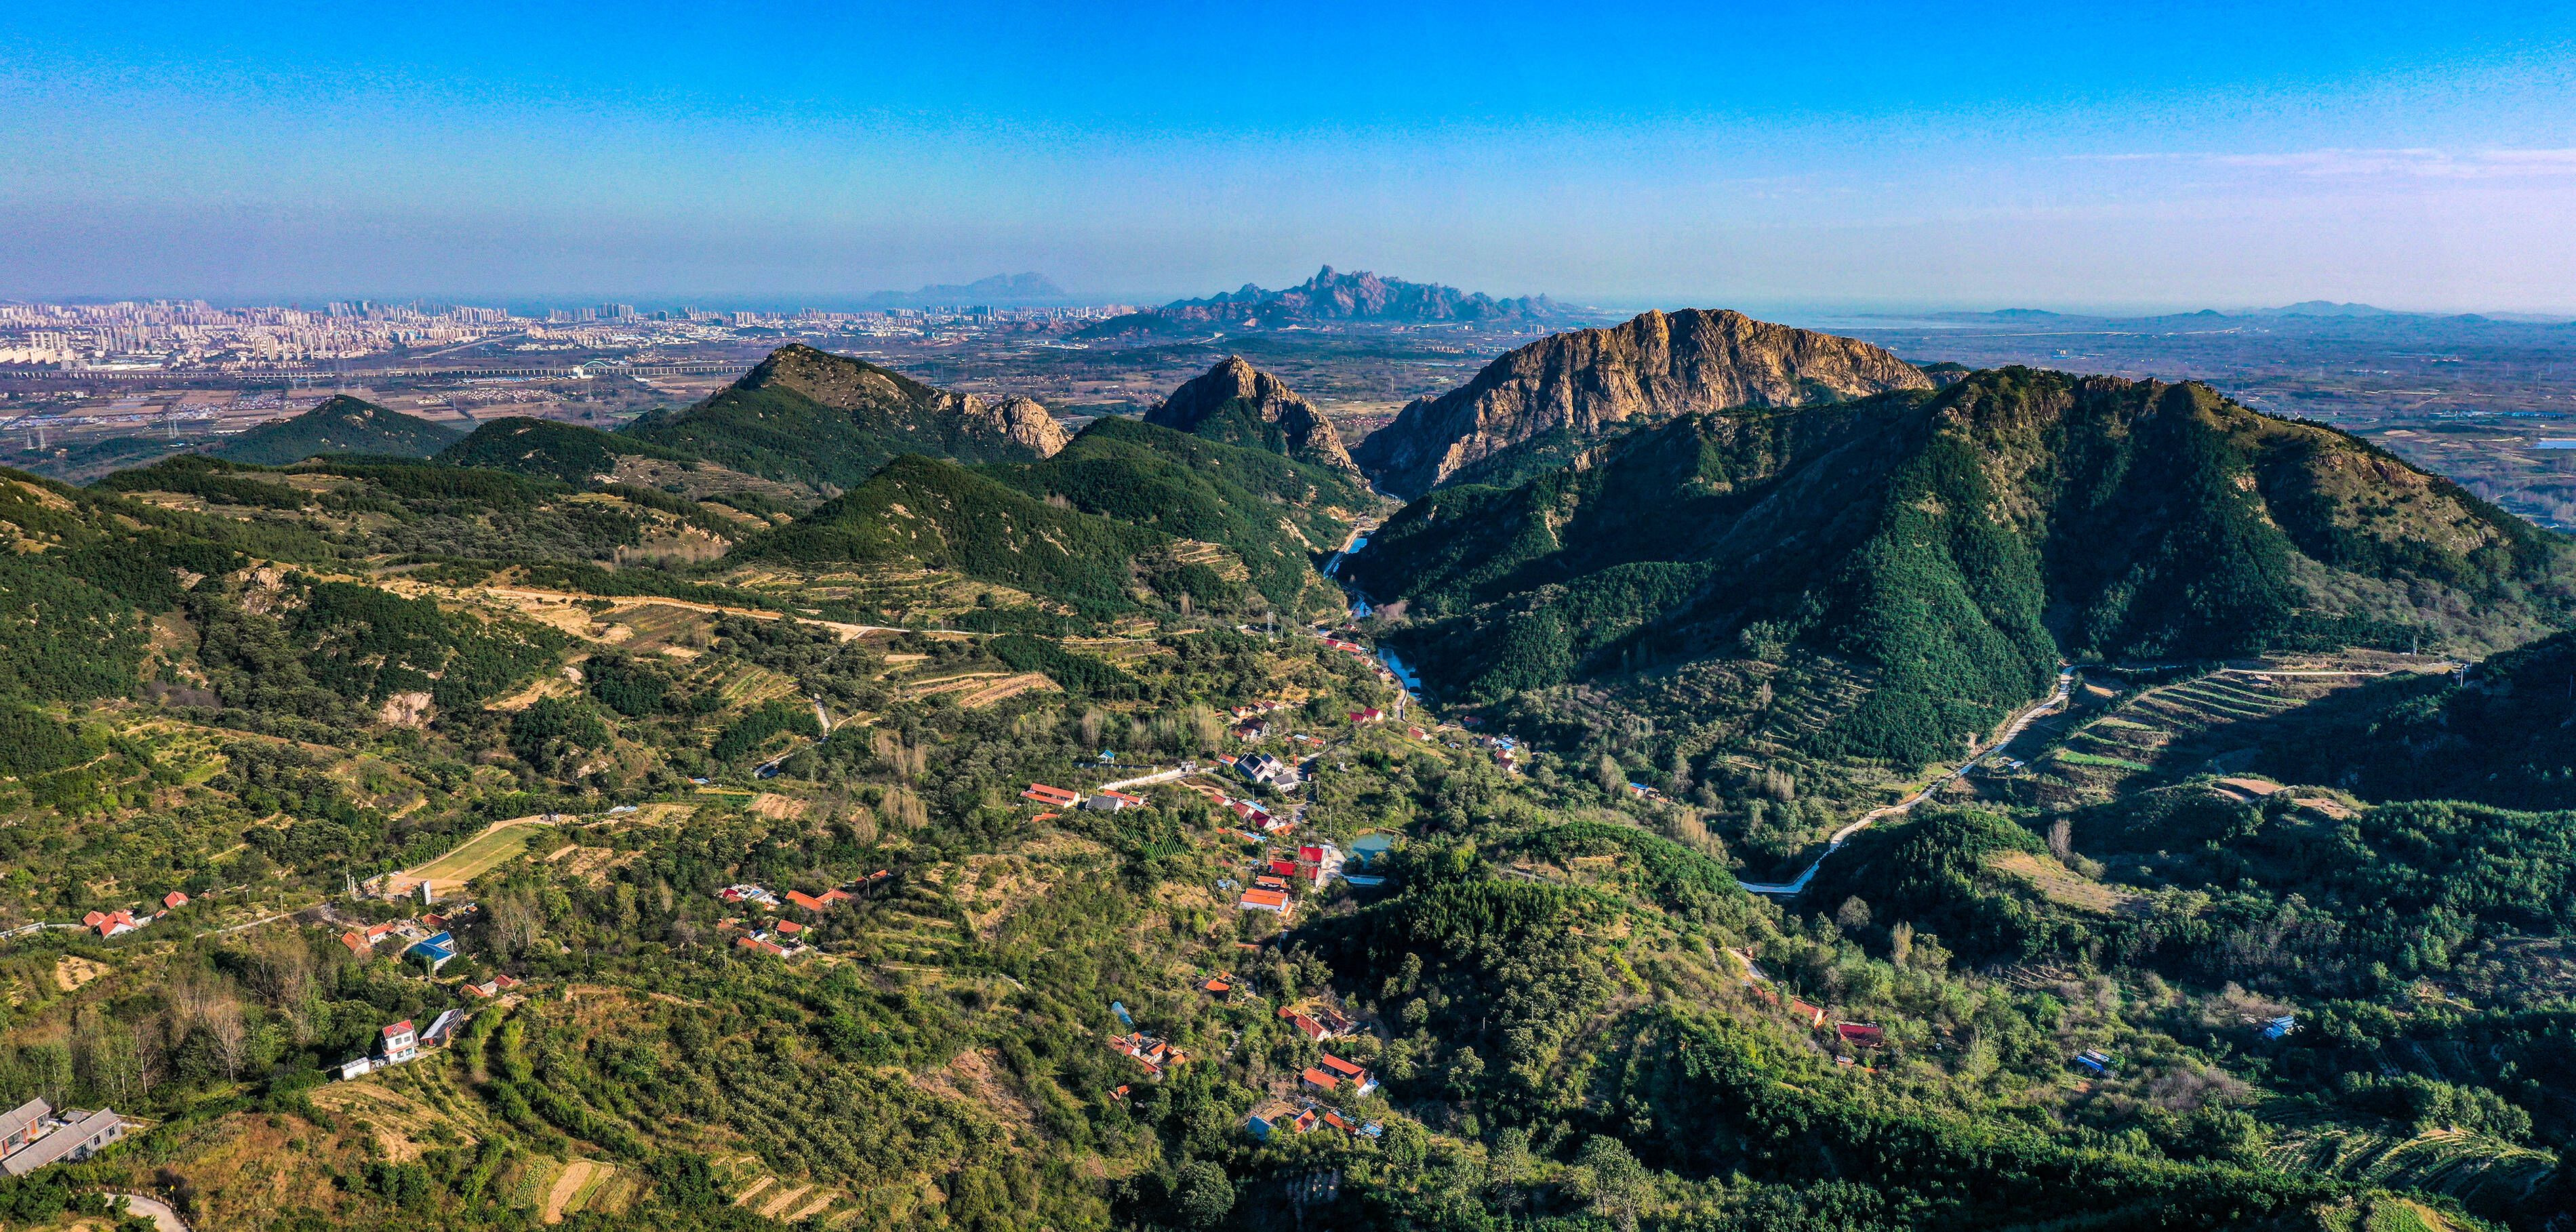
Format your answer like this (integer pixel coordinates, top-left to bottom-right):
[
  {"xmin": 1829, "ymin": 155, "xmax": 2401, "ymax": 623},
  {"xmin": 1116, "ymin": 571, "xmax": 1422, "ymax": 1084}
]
[{"xmin": 5, "ymin": 1, "xmax": 2573, "ymax": 312}]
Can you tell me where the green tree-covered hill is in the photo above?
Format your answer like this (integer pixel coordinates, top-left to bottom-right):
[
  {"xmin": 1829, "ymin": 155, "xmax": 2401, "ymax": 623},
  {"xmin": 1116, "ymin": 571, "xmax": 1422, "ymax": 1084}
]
[
  {"xmin": 975, "ymin": 415, "xmax": 1375, "ymax": 612},
  {"xmin": 209, "ymin": 394, "xmax": 463, "ymax": 465},
  {"xmin": 1349, "ymin": 368, "xmax": 2574, "ymax": 767},
  {"xmin": 744, "ymin": 453, "xmax": 1187, "ymax": 617},
  {"xmin": 622, "ymin": 344, "xmax": 1068, "ymax": 488},
  {"xmin": 435, "ymin": 415, "xmax": 698, "ymax": 485}
]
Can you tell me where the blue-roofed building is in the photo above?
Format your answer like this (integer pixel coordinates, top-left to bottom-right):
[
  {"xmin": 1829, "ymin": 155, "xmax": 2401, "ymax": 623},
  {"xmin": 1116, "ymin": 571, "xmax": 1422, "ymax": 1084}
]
[{"xmin": 408, "ymin": 931, "xmax": 457, "ymax": 970}]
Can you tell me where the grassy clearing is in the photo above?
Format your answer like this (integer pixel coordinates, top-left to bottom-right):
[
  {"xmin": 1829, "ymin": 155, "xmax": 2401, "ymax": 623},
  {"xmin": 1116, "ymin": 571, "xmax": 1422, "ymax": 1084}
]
[
  {"xmin": 397, "ymin": 817, "xmax": 548, "ymax": 890},
  {"xmin": 2053, "ymin": 751, "xmax": 2154, "ymax": 771}
]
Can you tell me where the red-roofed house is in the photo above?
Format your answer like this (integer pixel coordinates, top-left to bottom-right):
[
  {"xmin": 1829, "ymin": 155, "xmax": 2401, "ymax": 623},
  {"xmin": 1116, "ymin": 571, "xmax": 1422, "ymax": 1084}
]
[
  {"xmin": 774, "ymin": 920, "xmax": 807, "ymax": 936},
  {"xmin": 1085, "ymin": 789, "xmax": 1147, "ymax": 812},
  {"xmin": 340, "ymin": 930, "xmax": 371, "ymax": 958},
  {"xmin": 1021, "ymin": 783, "xmax": 1081, "ymax": 808},
  {"xmin": 1788, "ymin": 999, "xmax": 1828, "ymax": 1028},
  {"xmin": 1836, "ymin": 1023, "xmax": 1885, "ymax": 1048},
  {"xmin": 1238, "ymin": 888, "xmax": 1290, "ymax": 914},
  {"xmin": 736, "ymin": 936, "xmax": 787, "ymax": 957},
  {"xmin": 786, "ymin": 890, "xmax": 829, "ymax": 912},
  {"xmin": 163, "ymin": 891, "xmax": 189, "ymax": 911},
  {"xmin": 1281, "ymin": 1010, "xmax": 1328, "ymax": 1041},
  {"xmin": 1319, "ymin": 1053, "xmax": 1378, "ymax": 1096},
  {"xmin": 81, "ymin": 911, "xmax": 105, "ymax": 930},
  {"xmin": 1301, "ymin": 1067, "xmax": 1339, "ymax": 1094},
  {"xmin": 1348, "ymin": 708, "xmax": 1384, "ymax": 723}
]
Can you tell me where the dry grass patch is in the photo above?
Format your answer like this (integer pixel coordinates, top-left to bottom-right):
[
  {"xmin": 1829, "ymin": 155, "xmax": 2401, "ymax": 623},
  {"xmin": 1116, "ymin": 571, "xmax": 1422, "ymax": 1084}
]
[
  {"xmin": 54, "ymin": 956, "xmax": 109, "ymax": 992},
  {"xmin": 750, "ymin": 792, "xmax": 809, "ymax": 821},
  {"xmin": 1988, "ymin": 850, "xmax": 2146, "ymax": 916}
]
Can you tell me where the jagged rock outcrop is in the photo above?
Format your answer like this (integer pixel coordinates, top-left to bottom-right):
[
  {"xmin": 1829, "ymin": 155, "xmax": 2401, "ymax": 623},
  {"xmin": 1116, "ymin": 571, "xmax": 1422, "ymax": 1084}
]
[
  {"xmin": 1350, "ymin": 309, "xmax": 1933, "ymax": 497},
  {"xmin": 971, "ymin": 395, "xmax": 1073, "ymax": 459},
  {"xmin": 1146, "ymin": 356, "xmax": 1361, "ymax": 481},
  {"xmin": 1077, "ymin": 266, "xmax": 1561, "ymax": 337}
]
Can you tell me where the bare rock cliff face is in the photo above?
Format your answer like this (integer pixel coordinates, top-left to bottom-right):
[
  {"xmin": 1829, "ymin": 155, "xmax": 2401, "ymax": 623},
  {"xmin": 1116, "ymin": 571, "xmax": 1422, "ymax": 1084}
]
[
  {"xmin": 969, "ymin": 394, "xmax": 1072, "ymax": 458},
  {"xmin": 1351, "ymin": 309, "xmax": 1933, "ymax": 497},
  {"xmin": 1146, "ymin": 356, "xmax": 1362, "ymax": 480}
]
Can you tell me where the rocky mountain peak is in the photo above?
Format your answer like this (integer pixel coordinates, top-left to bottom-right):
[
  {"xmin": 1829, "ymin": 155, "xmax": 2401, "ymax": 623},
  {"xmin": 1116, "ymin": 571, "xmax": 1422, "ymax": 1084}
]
[
  {"xmin": 1147, "ymin": 356, "xmax": 1362, "ymax": 481},
  {"xmin": 1350, "ymin": 308, "xmax": 1933, "ymax": 498}
]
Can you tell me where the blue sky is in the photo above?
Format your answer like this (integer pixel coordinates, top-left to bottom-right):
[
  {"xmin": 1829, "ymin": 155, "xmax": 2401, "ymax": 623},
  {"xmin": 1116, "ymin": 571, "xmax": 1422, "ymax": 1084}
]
[{"xmin": 5, "ymin": 1, "xmax": 2575, "ymax": 310}]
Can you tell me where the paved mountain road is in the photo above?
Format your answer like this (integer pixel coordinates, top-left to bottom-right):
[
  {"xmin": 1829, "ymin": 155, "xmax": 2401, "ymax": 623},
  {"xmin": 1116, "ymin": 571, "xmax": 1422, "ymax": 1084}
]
[{"xmin": 1737, "ymin": 667, "xmax": 2076, "ymax": 897}]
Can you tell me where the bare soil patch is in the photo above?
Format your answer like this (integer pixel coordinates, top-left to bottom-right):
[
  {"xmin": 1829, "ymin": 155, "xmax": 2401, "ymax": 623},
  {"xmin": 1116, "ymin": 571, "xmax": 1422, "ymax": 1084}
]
[{"xmin": 54, "ymin": 956, "xmax": 109, "ymax": 992}]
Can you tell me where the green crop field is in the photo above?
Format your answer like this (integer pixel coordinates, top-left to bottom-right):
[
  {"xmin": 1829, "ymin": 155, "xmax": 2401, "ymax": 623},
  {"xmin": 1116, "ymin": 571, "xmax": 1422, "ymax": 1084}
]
[{"xmin": 400, "ymin": 819, "xmax": 547, "ymax": 887}]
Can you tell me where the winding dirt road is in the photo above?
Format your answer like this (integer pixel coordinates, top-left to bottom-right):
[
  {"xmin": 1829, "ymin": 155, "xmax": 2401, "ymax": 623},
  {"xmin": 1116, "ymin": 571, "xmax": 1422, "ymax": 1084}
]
[{"xmin": 1737, "ymin": 667, "xmax": 2075, "ymax": 897}]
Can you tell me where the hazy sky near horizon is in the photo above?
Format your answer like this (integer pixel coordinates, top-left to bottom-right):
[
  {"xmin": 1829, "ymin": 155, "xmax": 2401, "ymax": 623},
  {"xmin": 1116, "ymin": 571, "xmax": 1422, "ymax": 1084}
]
[{"xmin": 6, "ymin": 1, "xmax": 2576, "ymax": 312}]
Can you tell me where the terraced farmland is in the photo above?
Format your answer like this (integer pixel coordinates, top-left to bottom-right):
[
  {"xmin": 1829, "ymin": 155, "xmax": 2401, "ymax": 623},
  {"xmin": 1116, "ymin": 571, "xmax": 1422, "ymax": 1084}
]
[
  {"xmin": 2258, "ymin": 1098, "xmax": 2558, "ymax": 1218},
  {"xmin": 2029, "ymin": 663, "xmax": 2419, "ymax": 804}
]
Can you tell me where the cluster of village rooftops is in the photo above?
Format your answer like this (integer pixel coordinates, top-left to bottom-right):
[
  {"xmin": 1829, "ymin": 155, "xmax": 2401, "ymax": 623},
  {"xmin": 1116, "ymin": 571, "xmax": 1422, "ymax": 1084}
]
[
  {"xmin": 715, "ymin": 871, "xmax": 895, "ymax": 956},
  {"xmin": 0, "ymin": 1098, "xmax": 128, "ymax": 1177}
]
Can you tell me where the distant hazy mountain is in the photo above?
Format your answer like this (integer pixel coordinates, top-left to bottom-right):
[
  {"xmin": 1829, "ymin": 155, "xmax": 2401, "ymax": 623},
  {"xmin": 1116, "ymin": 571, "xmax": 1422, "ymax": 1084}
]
[
  {"xmin": 210, "ymin": 394, "xmax": 462, "ymax": 465},
  {"xmin": 858, "ymin": 272, "xmax": 1069, "ymax": 308},
  {"xmin": 1146, "ymin": 356, "xmax": 1364, "ymax": 482},
  {"xmin": 2255, "ymin": 300, "xmax": 2396, "ymax": 317},
  {"xmin": 1350, "ymin": 309, "xmax": 1932, "ymax": 499},
  {"xmin": 1076, "ymin": 266, "xmax": 1563, "ymax": 337},
  {"xmin": 624, "ymin": 344, "xmax": 1068, "ymax": 489}
]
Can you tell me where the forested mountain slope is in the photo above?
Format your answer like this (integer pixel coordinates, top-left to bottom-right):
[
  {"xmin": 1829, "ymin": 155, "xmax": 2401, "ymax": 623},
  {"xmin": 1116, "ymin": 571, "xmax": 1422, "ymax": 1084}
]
[
  {"xmin": 744, "ymin": 453, "xmax": 1217, "ymax": 619},
  {"xmin": 1350, "ymin": 308, "xmax": 1933, "ymax": 498},
  {"xmin": 623, "ymin": 344, "xmax": 1068, "ymax": 487},
  {"xmin": 1348, "ymin": 367, "xmax": 2575, "ymax": 768},
  {"xmin": 3, "ymin": 411, "xmax": 2575, "ymax": 1232},
  {"xmin": 209, "ymin": 394, "xmax": 464, "ymax": 465},
  {"xmin": 975, "ymin": 415, "xmax": 1378, "ymax": 614},
  {"xmin": 2245, "ymin": 629, "xmax": 2576, "ymax": 808},
  {"xmin": 435, "ymin": 415, "xmax": 699, "ymax": 485}
]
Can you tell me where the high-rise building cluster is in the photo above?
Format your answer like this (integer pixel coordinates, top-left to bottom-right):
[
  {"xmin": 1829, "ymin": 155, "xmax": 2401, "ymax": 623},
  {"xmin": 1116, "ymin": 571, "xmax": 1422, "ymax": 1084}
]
[{"xmin": 0, "ymin": 299, "xmax": 1137, "ymax": 371}]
